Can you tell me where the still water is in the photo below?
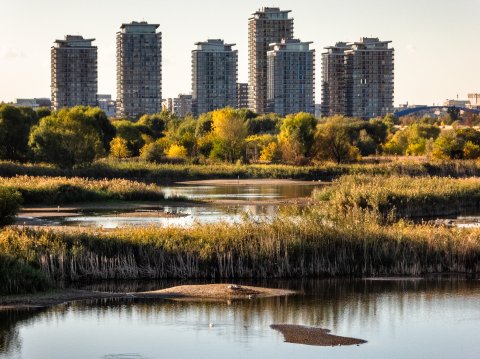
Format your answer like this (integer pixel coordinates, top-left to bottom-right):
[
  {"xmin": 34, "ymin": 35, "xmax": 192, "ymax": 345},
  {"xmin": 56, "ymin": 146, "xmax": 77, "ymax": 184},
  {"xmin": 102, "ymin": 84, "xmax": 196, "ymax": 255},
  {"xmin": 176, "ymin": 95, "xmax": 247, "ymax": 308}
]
[
  {"xmin": 18, "ymin": 183, "xmax": 319, "ymax": 229},
  {"xmin": 1, "ymin": 278, "xmax": 480, "ymax": 359}
]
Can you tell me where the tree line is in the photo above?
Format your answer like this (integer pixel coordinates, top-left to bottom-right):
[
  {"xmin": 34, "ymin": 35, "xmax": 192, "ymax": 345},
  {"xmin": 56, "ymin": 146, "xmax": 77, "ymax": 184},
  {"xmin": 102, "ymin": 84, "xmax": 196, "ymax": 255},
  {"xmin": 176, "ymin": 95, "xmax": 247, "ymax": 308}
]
[{"xmin": 1, "ymin": 104, "xmax": 480, "ymax": 168}]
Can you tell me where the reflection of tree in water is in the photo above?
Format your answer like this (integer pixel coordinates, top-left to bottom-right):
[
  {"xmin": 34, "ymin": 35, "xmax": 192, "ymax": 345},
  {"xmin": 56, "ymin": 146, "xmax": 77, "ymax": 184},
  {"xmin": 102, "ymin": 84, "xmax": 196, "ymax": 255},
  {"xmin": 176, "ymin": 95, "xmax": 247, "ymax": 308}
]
[
  {"xmin": 0, "ymin": 306, "xmax": 69, "ymax": 356},
  {"xmin": 68, "ymin": 277, "xmax": 480, "ymax": 339},
  {"xmin": 1, "ymin": 278, "xmax": 478, "ymax": 354},
  {"xmin": 0, "ymin": 309, "xmax": 42, "ymax": 356}
]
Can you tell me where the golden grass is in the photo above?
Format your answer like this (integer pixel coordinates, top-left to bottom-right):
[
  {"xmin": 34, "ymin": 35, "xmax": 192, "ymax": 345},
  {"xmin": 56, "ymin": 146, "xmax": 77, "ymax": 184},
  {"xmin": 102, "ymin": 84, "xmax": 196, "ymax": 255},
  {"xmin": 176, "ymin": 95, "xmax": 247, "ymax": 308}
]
[
  {"xmin": 1, "ymin": 209, "xmax": 479, "ymax": 294},
  {"xmin": 0, "ymin": 175, "xmax": 164, "ymax": 204},
  {"xmin": 315, "ymin": 175, "xmax": 480, "ymax": 219}
]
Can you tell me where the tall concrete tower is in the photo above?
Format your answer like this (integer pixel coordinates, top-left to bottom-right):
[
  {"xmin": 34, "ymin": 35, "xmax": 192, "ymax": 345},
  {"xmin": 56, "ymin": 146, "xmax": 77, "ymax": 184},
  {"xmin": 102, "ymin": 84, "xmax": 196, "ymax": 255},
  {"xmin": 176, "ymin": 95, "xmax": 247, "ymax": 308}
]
[
  {"xmin": 51, "ymin": 35, "xmax": 97, "ymax": 110},
  {"xmin": 248, "ymin": 7, "xmax": 293, "ymax": 114},
  {"xmin": 191, "ymin": 39, "xmax": 238, "ymax": 116},
  {"xmin": 116, "ymin": 21, "xmax": 162, "ymax": 119}
]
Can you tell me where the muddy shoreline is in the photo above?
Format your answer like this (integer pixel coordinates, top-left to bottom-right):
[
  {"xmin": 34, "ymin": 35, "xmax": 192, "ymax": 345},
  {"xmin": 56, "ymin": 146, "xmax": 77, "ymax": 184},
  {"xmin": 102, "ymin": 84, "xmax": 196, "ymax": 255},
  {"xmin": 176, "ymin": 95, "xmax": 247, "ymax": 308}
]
[{"xmin": 0, "ymin": 284, "xmax": 299, "ymax": 311}]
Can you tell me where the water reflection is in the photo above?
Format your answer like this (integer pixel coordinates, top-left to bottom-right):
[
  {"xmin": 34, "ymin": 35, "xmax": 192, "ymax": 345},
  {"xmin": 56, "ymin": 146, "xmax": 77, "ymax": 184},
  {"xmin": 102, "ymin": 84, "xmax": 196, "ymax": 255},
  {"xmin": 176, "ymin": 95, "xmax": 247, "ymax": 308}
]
[
  {"xmin": 17, "ymin": 183, "xmax": 320, "ymax": 229},
  {"xmin": 1, "ymin": 278, "xmax": 480, "ymax": 359}
]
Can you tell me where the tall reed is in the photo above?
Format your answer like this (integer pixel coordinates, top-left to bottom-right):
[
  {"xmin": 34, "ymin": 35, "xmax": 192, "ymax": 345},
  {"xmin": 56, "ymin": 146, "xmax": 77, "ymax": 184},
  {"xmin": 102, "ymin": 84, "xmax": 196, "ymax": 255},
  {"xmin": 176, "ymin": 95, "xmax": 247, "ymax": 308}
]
[
  {"xmin": 0, "ymin": 176, "xmax": 164, "ymax": 204},
  {"xmin": 315, "ymin": 174, "xmax": 480, "ymax": 219},
  {"xmin": 1, "ymin": 211, "xmax": 479, "ymax": 294}
]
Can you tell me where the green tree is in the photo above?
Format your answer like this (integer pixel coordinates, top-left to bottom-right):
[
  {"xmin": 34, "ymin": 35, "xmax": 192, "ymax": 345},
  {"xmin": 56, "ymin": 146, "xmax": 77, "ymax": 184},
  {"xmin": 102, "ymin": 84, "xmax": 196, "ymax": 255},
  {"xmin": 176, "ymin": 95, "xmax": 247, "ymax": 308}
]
[
  {"xmin": 84, "ymin": 107, "xmax": 116, "ymax": 151},
  {"xmin": 29, "ymin": 107, "xmax": 105, "ymax": 168},
  {"xmin": 247, "ymin": 113, "xmax": 281, "ymax": 135},
  {"xmin": 431, "ymin": 130, "xmax": 464, "ymax": 159},
  {"xmin": 0, "ymin": 105, "xmax": 37, "ymax": 161},
  {"xmin": 278, "ymin": 112, "xmax": 317, "ymax": 165},
  {"xmin": 140, "ymin": 142, "xmax": 165, "ymax": 162},
  {"xmin": 313, "ymin": 116, "xmax": 360, "ymax": 164},
  {"xmin": 463, "ymin": 141, "xmax": 480, "ymax": 159},
  {"xmin": 137, "ymin": 113, "xmax": 167, "ymax": 139},
  {"xmin": 211, "ymin": 108, "xmax": 248, "ymax": 162},
  {"xmin": 112, "ymin": 120, "xmax": 145, "ymax": 156}
]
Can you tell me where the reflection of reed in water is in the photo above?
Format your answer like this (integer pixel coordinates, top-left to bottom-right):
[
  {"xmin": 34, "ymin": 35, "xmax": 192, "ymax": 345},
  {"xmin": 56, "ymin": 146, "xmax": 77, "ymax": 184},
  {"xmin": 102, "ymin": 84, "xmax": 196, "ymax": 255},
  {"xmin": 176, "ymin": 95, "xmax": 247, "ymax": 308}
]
[
  {"xmin": 3, "ymin": 277, "xmax": 476, "ymax": 353},
  {"xmin": 0, "ymin": 308, "xmax": 49, "ymax": 356}
]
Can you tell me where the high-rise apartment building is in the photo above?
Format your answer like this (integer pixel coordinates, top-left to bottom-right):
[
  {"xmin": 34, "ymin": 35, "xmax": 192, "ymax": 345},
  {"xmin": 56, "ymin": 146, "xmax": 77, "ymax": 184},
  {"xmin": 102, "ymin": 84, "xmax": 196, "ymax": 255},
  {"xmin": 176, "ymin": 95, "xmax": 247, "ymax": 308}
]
[
  {"xmin": 174, "ymin": 94, "xmax": 193, "ymax": 117},
  {"xmin": 192, "ymin": 39, "xmax": 237, "ymax": 116},
  {"xmin": 321, "ymin": 42, "xmax": 349, "ymax": 117},
  {"xmin": 248, "ymin": 7, "xmax": 294, "ymax": 114},
  {"xmin": 322, "ymin": 38, "xmax": 394, "ymax": 119},
  {"xmin": 51, "ymin": 35, "xmax": 97, "ymax": 110},
  {"xmin": 116, "ymin": 21, "xmax": 162, "ymax": 119},
  {"xmin": 237, "ymin": 83, "xmax": 249, "ymax": 109},
  {"xmin": 267, "ymin": 39, "xmax": 315, "ymax": 116}
]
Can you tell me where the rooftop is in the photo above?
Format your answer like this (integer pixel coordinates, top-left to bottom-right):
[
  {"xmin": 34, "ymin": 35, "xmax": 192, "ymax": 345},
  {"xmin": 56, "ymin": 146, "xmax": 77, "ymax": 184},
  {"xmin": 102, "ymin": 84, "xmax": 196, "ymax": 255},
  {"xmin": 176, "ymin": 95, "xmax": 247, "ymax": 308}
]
[
  {"xmin": 268, "ymin": 39, "xmax": 313, "ymax": 52},
  {"xmin": 53, "ymin": 35, "xmax": 95, "ymax": 48},
  {"xmin": 194, "ymin": 39, "xmax": 236, "ymax": 51},
  {"xmin": 120, "ymin": 21, "xmax": 160, "ymax": 33}
]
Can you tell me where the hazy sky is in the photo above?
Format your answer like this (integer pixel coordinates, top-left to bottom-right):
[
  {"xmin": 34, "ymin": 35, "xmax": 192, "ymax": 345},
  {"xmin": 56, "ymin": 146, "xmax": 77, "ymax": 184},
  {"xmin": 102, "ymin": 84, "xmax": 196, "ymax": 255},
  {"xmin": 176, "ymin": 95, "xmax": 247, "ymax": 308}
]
[{"xmin": 1, "ymin": 0, "xmax": 479, "ymax": 106}]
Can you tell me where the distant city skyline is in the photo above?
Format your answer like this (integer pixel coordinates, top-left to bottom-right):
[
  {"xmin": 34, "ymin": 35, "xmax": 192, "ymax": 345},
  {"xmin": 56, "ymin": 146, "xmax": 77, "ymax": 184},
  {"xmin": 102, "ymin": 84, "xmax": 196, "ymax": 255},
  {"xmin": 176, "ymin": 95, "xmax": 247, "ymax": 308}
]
[{"xmin": 1, "ymin": 0, "xmax": 479, "ymax": 106}]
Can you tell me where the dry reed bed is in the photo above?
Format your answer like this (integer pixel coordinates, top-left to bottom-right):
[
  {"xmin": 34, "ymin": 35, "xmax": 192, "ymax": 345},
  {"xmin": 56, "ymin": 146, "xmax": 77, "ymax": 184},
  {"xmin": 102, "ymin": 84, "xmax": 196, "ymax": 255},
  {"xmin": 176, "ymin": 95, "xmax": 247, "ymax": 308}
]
[
  {"xmin": 0, "ymin": 175, "xmax": 164, "ymax": 204},
  {"xmin": 2, "ymin": 159, "xmax": 480, "ymax": 184},
  {"xmin": 315, "ymin": 175, "xmax": 480, "ymax": 218},
  {"xmin": 1, "ymin": 212, "xmax": 479, "ymax": 294}
]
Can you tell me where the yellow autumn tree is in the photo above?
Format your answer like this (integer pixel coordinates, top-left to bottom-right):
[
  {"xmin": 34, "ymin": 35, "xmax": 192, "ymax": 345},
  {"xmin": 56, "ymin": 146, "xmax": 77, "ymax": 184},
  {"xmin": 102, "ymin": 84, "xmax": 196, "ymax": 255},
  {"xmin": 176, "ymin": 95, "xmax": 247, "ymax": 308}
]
[
  {"xmin": 165, "ymin": 144, "xmax": 188, "ymax": 159},
  {"xmin": 109, "ymin": 137, "xmax": 131, "ymax": 158},
  {"xmin": 211, "ymin": 108, "xmax": 248, "ymax": 162}
]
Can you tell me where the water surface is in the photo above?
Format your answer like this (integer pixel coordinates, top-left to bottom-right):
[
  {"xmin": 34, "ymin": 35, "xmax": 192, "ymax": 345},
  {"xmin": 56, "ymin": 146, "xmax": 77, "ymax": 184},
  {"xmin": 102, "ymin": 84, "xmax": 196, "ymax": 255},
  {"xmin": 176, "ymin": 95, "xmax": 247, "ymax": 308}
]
[
  {"xmin": 1, "ymin": 278, "xmax": 479, "ymax": 359},
  {"xmin": 17, "ymin": 182, "xmax": 319, "ymax": 229}
]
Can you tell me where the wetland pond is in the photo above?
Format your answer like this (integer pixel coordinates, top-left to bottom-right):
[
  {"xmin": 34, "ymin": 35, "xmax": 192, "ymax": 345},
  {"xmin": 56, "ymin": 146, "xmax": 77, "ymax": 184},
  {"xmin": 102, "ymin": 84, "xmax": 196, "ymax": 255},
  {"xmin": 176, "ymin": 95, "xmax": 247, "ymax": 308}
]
[
  {"xmin": 16, "ymin": 180, "xmax": 321, "ymax": 228},
  {"xmin": 1, "ymin": 278, "xmax": 480, "ymax": 359}
]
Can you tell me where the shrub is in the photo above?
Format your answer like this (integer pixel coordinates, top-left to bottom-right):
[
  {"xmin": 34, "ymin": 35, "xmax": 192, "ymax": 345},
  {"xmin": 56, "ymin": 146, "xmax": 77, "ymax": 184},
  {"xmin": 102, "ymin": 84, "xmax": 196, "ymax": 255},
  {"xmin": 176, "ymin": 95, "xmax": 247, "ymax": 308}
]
[
  {"xmin": 140, "ymin": 142, "xmax": 165, "ymax": 162},
  {"xmin": 165, "ymin": 144, "xmax": 188, "ymax": 159},
  {"xmin": 0, "ymin": 187, "xmax": 21, "ymax": 226}
]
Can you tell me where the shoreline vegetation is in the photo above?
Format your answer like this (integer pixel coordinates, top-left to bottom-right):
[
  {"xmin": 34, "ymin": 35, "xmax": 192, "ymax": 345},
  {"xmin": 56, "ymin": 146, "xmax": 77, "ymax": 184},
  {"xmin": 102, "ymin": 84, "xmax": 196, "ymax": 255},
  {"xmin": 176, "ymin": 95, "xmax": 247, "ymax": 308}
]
[
  {"xmin": 1, "ymin": 211, "xmax": 479, "ymax": 295},
  {"xmin": 0, "ymin": 175, "xmax": 165, "ymax": 205},
  {"xmin": 2, "ymin": 159, "xmax": 480, "ymax": 184},
  {"xmin": 315, "ymin": 174, "xmax": 480, "ymax": 219},
  {"xmin": 1, "ymin": 161, "xmax": 480, "ymax": 298}
]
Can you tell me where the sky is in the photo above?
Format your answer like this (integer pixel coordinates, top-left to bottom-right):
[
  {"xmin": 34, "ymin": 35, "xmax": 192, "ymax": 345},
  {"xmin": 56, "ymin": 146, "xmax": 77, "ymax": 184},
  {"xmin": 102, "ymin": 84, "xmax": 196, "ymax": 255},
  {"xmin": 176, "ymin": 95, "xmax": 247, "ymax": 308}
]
[{"xmin": 1, "ymin": 0, "xmax": 479, "ymax": 106}]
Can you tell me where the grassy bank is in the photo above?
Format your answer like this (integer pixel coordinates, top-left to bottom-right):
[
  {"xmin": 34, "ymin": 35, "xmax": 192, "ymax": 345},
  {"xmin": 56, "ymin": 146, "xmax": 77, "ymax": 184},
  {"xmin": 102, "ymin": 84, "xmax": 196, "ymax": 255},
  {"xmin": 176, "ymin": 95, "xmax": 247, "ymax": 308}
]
[
  {"xmin": 315, "ymin": 175, "xmax": 480, "ymax": 219},
  {"xmin": 2, "ymin": 159, "xmax": 480, "ymax": 184},
  {"xmin": 1, "ymin": 212, "xmax": 479, "ymax": 294},
  {"xmin": 0, "ymin": 176, "xmax": 164, "ymax": 205}
]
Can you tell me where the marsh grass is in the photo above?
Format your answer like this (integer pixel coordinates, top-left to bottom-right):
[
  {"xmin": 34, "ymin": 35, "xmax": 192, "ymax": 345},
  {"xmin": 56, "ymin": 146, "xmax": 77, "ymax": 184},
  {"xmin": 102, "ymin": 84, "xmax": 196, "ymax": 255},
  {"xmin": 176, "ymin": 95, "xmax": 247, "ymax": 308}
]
[
  {"xmin": 2, "ymin": 159, "xmax": 480, "ymax": 184},
  {"xmin": 1, "ymin": 210, "xmax": 479, "ymax": 294},
  {"xmin": 315, "ymin": 175, "xmax": 480, "ymax": 219},
  {"xmin": 0, "ymin": 176, "xmax": 165, "ymax": 204}
]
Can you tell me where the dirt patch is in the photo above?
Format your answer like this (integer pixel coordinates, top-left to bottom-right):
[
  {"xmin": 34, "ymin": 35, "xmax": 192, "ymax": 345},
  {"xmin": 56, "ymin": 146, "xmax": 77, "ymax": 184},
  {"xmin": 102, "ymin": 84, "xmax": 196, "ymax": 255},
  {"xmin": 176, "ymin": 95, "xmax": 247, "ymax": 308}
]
[
  {"xmin": 134, "ymin": 284, "xmax": 298, "ymax": 300},
  {"xmin": 271, "ymin": 324, "xmax": 367, "ymax": 346}
]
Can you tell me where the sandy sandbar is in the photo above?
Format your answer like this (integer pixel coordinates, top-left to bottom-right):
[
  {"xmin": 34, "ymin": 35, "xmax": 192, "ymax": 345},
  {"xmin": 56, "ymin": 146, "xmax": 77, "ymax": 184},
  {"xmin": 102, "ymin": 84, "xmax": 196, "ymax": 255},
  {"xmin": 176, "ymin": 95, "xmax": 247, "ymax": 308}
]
[
  {"xmin": 134, "ymin": 284, "xmax": 298, "ymax": 300},
  {"xmin": 0, "ymin": 284, "xmax": 298, "ymax": 310},
  {"xmin": 271, "ymin": 324, "xmax": 367, "ymax": 346}
]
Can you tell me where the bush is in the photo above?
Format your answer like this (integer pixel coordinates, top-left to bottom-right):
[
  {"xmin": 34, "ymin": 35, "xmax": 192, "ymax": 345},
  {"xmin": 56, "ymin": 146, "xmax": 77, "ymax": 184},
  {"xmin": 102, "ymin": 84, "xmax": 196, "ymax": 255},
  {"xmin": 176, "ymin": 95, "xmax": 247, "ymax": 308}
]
[
  {"xmin": 0, "ymin": 254, "xmax": 50, "ymax": 294},
  {"xmin": 140, "ymin": 142, "xmax": 165, "ymax": 162},
  {"xmin": 165, "ymin": 144, "xmax": 188, "ymax": 159},
  {"xmin": 0, "ymin": 187, "xmax": 21, "ymax": 226}
]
